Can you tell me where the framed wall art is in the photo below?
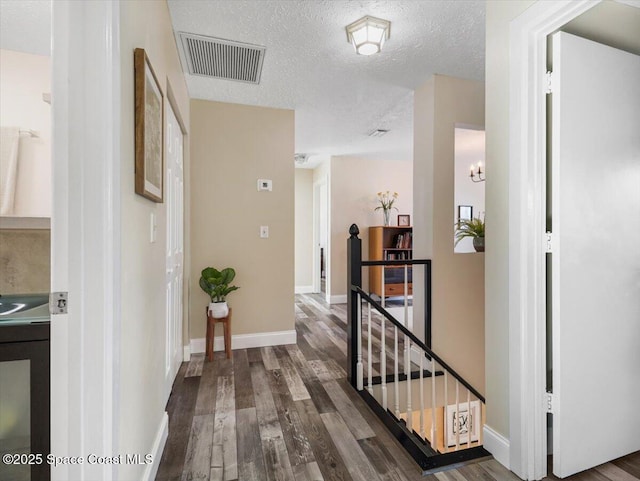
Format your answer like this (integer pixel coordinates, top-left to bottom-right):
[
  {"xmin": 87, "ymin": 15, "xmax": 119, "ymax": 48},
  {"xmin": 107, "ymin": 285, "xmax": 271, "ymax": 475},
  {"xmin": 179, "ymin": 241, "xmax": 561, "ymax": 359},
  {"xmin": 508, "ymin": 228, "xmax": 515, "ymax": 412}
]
[
  {"xmin": 458, "ymin": 205, "xmax": 473, "ymax": 221},
  {"xmin": 134, "ymin": 48, "xmax": 164, "ymax": 202},
  {"xmin": 445, "ymin": 400, "xmax": 481, "ymax": 447},
  {"xmin": 397, "ymin": 214, "xmax": 411, "ymax": 226}
]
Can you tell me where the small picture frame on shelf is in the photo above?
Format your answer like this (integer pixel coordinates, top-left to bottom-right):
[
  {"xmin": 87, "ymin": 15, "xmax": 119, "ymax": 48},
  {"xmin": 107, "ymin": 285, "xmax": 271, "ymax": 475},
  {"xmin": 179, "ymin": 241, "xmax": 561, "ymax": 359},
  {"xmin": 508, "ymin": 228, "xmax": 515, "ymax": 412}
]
[
  {"xmin": 458, "ymin": 205, "xmax": 473, "ymax": 221},
  {"xmin": 397, "ymin": 214, "xmax": 410, "ymax": 226}
]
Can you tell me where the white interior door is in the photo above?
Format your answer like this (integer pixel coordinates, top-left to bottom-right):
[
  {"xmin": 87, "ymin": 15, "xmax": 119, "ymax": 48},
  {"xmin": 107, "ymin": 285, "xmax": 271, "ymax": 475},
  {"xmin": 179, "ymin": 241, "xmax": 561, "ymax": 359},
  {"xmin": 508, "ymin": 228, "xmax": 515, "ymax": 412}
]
[
  {"xmin": 165, "ymin": 101, "xmax": 184, "ymax": 400},
  {"xmin": 551, "ymin": 31, "xmax": 640, "ymax": 478}
]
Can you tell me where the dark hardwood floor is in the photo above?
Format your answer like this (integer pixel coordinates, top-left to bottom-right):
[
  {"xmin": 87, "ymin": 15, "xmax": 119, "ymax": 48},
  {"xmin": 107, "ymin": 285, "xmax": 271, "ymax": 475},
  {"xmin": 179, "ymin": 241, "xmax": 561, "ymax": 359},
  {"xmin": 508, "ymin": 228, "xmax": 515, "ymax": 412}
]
[{"xmin": 155, "ymin": 294, "xmax": 640, "ymax": 481}]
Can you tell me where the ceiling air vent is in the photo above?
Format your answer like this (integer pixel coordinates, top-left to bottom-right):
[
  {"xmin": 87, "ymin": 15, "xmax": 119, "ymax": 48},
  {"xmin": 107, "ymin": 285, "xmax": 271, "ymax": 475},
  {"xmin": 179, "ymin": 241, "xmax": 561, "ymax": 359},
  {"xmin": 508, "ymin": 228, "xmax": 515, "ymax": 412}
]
[
  {"xmin": 368, "ymin": 129, "xmax": 389, "ymax": 138},
  {"xmin": 178, "ymin": 32, "xmax": 266, "ymax": 84}
]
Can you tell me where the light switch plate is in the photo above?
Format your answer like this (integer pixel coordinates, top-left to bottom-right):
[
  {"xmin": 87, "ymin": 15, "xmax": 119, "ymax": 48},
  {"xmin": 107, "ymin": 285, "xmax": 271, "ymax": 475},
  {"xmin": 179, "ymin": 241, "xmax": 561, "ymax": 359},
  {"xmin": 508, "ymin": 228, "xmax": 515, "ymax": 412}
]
[
  {"xmin": 150, "ymin": 212, "xmax": 157, "ymax": 243},
  {"xmin": 260, "ymin": 225, "xmax": 269, "ymax": 238},
  {"xmin": 257, "ymin": 179, "xmax": 273, "ymax": 191}
]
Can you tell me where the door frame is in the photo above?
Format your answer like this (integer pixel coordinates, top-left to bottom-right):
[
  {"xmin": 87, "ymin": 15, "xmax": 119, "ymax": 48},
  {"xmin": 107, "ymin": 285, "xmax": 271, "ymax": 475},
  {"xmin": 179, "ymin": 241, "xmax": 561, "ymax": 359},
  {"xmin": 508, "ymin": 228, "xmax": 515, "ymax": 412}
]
[
  {"xmin": 51, "ymin": 1, "xmax": 121, "ymax": 480},
  {"xmin": 312, "ymin": 176, "xmax": 329, "ymax": 298},
  {"xmin": 164, "ymin": 84, "xmax": 187, "ymax": 393},
  {"xmin": 508, "ymin": 1, "xmax": 600, "ymax": 479}
]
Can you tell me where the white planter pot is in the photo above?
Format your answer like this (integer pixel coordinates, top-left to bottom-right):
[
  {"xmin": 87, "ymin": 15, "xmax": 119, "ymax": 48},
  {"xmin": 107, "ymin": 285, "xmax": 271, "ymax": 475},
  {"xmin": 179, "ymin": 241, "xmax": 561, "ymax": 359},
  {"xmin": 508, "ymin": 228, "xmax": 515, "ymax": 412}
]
[{"xmin": 209, "ymin": 301, "xmax": 229, "ymax": 319}]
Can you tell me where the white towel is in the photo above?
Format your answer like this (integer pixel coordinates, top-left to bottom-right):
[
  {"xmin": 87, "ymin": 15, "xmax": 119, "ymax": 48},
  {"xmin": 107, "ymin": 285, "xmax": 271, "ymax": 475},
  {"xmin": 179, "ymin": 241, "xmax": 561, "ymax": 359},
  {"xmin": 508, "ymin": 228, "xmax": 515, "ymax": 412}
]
[{"xmin": 0, "ymin": 126, "xmax": 20, "ymax": 215}]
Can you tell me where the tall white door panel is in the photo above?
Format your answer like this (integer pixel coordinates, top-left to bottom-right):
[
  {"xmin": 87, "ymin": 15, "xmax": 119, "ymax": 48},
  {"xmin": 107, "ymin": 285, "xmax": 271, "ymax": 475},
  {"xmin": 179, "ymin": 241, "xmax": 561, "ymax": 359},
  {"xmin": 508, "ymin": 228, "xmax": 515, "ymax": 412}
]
[
  {"xmin": 551, "ymin": 32, "xmax": 640, "ymax": 478},
  {"xmin": 165, "ymin": 102, "xmax": 184, "ymax": 402}
]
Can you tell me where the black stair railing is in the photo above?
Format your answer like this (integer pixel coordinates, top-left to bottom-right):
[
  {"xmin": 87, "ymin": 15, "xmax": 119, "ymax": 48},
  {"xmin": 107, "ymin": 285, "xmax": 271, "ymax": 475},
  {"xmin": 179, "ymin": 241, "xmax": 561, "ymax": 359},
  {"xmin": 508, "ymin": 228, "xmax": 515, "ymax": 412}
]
[{"xmin": 346, "ymin": 224, "xmax": 490, "ymax": 473}]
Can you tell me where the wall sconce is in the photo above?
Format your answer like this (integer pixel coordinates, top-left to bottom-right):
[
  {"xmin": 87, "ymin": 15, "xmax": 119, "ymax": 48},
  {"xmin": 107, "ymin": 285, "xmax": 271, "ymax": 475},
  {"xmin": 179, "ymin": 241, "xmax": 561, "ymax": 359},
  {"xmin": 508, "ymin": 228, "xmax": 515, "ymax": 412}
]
[
  {"xmin": 470, "ymin": 161, "xmax": 485, "ymax": 183},
  {"xmin": 345, "ymin": 16, "xmax": 391, "ymax": 56}
]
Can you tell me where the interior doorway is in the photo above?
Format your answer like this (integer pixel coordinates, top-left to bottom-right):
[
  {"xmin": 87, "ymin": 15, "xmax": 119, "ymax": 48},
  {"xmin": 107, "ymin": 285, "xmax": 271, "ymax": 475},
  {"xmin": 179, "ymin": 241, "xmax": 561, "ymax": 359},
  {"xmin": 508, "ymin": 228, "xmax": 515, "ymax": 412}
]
[
  {"xmin": 546, "ymin": 30, "xmax": 640, "ymax": 477},
  {"xmin": 508, "ymin": 1, "xmax": 640, "ymax": 478},
  {"xmin": 313, "ymin": 178, "xmax": 329, "ymax": 297},
  {"xmin": 164, "ymin": 94, "xmax": 185, "ymax": 403}
]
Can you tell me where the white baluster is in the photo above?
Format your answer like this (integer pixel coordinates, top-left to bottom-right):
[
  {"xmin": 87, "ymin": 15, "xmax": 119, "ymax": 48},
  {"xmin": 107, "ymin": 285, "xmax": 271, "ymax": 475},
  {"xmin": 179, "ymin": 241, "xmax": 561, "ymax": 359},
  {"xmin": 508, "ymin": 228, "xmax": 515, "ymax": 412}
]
[
  {"xmin": 381, "ymin": 316, "xmax": 387, "ymax": 410},
  {"xmin": 367, "ymin": 302, "xmax": 373, "ymax": 394},
  {"xmin": 480, "ymin": 400, "xmax": 484, "ymax": 446},
  {"xmin": 381, "ymin": 267, "xmax": 386, "ymax": 308},
  {"xmin": 356, "ymin": 293, "xmax": 363, "ymax": 391},
  {"xmin": 467, "ymin": 390, "xmax": 472, "ymax": 448},
  {"xmin": 431, "ymin": 357, "xmax": 437, "ymax": 450},
  {"xmin": 455, "ymin": 380, "xmax": 460, "ymax": 450},
  {"xmin": 444, "ymin": 372, "xmax": 448, "ymax": 452},
  {"xmin": 394, "ymin": 326, "xmax": 400, "ymax": 418},
  {"xmin": 406, "ymin": 338, "xmax": 412, "ymax": 432}
]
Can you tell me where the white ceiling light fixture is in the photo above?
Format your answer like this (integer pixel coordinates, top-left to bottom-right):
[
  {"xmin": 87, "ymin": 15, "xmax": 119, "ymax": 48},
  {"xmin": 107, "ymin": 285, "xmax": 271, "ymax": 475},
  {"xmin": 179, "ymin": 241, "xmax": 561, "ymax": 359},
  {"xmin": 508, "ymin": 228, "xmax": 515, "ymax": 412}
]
[{"xmin": 345, "ymin": 15, "xmax": 391, "ymax": 56}]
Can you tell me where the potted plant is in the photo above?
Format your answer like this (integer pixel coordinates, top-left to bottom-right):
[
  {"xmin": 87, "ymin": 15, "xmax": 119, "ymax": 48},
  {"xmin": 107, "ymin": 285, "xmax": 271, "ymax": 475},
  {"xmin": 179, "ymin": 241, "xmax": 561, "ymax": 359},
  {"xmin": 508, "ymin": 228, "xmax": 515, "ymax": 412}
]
[
  {"xmin": 375, "ymin": 191, "xmax": 398, "ymax": 226},
  {"xmin": 199, "ymin": 266, "xmax": 239, "ymax": 318},
  {"xmin": 455, "ymin": 216, "xmax": 485, "ymax": 252}
]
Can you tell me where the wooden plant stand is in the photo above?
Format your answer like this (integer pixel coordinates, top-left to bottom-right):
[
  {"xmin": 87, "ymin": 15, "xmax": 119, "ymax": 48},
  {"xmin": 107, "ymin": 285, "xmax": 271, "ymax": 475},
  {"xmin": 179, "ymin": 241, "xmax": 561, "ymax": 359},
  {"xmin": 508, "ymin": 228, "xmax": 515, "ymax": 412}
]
[{"xmin": 205, "ymin": 306, "xmax": 232, "ymax": 362}]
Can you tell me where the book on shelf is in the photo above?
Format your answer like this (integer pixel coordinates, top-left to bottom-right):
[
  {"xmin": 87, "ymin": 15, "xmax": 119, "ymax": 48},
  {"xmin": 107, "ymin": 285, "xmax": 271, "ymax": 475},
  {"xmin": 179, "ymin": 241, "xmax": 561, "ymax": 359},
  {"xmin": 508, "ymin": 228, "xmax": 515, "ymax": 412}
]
[
  {"xmin": 394, "ymin": 232, "xmax": 413, "ymax": 249},
  {"xmin": 385, "ymin": 251, "xmax": 412, "ymax": 261}
]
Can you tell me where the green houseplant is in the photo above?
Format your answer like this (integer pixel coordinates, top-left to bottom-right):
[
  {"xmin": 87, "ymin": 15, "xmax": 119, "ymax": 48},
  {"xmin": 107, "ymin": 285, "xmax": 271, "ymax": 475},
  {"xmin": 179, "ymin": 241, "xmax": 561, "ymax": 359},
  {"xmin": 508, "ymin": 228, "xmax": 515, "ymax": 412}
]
[
  {"xmin": 199, "ymin": 267, "xmax": 239, "ymax": 318},
  {"xmin": 455, "ymin": 216, "xmax": 485, "ymax": 252}
]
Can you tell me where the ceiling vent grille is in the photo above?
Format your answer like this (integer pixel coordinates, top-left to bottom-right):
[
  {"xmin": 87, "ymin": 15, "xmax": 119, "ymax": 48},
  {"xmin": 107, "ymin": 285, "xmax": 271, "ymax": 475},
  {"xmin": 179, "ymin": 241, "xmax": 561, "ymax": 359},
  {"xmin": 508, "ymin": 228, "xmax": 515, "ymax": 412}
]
[{"xmin": 178, "ymin": 32, "xmax": 266, "ymax": 84}]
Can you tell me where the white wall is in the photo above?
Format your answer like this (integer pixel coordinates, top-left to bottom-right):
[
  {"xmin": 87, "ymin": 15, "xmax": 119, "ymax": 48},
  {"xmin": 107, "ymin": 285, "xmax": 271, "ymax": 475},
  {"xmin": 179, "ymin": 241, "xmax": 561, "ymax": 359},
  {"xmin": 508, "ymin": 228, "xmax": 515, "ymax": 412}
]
[
  {"xmin": 0, "ymin": 49, "xmax": 51, "ymax": 217},
  {"xmin": 329, "ymin": 156, "xmax": 413, "ymax": 300},
  {"xmin": 454, "ymin": 127, "xmax": 486, "ymax": 253},
  {"xmin": 119, "ymin": 1, "xmax": 191, "ymax": 479},
  {"xmin": 485, "ymin": 0, "xmax": 536, "ymax": 441},
  {"xmin": 295, "ymin": 168, "xmax": 314, "ymax": 291}
]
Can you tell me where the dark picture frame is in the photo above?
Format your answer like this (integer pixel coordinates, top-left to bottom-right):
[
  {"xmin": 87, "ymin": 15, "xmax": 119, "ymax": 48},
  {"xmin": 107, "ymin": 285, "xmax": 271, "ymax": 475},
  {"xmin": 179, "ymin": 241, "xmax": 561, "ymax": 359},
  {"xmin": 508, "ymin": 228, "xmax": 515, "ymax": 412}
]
[
  {"xmin": 397, "ymin": 214, "xmax": 411, "ymax": 226},
  {"xmin": 458, "ymin": 205, "xmax": 473, "ymax": 221},
  {"xmin": 134, "ymin": 48, "xmax": 164, "ymax": 203}
]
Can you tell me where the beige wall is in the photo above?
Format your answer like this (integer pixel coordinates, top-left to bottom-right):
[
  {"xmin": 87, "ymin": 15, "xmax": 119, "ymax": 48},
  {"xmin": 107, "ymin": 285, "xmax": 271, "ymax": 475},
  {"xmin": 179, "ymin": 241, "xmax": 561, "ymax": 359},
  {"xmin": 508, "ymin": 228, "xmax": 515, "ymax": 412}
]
[
  {"xmin": 295, "ymin": 168, "xmax": 314, "ymax": 290},
  {"xmin": 329, "ymin": 156, "xmax": 413, "ymax": 299},
  {"xmin": 413, "ymin": 75, "xmax": 485, "ymax": 393},
  {"xmin": 485, "ymin": 0, "xmax": 536, "ymax": 440},
  {"xmin": 119, "ymin": 1, "xmax": 190, "ymax": 479},
  {"xmin": 190, "ymin": 99, "xmax": 295, "ymax": 339},
  {"xmin": 0, "ymin": 229, "xmax": 50, "ymax": 294},
  {"xmin": 0, "ymin": 49, "xmax": 51, "ymax": 217}
]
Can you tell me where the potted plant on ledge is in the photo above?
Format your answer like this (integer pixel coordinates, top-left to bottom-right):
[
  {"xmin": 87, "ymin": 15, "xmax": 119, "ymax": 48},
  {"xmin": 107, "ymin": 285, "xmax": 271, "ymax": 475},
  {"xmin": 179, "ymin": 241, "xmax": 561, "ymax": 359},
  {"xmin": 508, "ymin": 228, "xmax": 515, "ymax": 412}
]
[
  {"xmin": 199, "ymin": 266, "xmax": 239, "ymax": 318},
  {"xmin": 455, "ymin": 216, "xmax": 485, "ymax": 252}
]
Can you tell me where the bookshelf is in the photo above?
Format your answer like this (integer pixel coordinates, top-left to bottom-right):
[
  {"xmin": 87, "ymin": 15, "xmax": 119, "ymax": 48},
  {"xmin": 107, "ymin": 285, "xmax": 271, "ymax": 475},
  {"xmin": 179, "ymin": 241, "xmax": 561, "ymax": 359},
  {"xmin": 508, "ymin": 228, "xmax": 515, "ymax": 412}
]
[{"xmin": 368, "ymin": 226, "xmax": 413, "ymax": 298}]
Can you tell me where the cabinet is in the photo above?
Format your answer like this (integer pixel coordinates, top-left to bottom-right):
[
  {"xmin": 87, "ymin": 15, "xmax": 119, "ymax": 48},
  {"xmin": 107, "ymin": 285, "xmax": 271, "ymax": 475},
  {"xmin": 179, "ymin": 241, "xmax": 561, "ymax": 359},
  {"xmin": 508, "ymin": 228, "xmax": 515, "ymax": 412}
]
[
  {"xmin": 0, "ymin": 322, "xmax": 50, "ymax": 481},
  {"xmin": 368, "ymin": 226, "xmax": 413, "ymax": 298}
]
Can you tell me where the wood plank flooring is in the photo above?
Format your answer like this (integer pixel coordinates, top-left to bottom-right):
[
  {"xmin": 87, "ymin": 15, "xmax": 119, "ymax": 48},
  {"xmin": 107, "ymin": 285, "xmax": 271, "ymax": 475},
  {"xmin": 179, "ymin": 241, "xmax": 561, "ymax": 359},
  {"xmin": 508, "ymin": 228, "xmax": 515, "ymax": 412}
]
[{"xmin": 155, "ymin": 294, "xmax": 640, "ymax": 481}]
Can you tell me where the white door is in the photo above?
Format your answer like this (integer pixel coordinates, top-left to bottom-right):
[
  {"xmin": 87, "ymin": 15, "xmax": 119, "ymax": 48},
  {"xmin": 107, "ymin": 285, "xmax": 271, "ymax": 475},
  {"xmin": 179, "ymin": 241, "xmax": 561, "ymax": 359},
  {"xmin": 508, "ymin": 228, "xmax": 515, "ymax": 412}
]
[
  {"xmin": 165, "ymin": 101, "xmax": 184, "ymax": 401},
  {"xmin": 551, "ymin": 32, "xmax": 640, "ymax": 478}
]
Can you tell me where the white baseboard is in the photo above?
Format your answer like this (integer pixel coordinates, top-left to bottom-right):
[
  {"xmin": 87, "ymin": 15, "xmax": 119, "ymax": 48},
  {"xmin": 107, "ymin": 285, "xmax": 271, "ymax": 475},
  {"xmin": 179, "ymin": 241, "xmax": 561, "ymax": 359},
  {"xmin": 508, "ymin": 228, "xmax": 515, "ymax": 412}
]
[
  {"xmin": 329, "ymin": 294, "xmax": 347, "ymax": 304},
  {"xmin": 189, "ymin": 329, "xmax": 297, "ymax": 354},
  {"xmin": 142, "ymin": 412, "xmax": 168, "ymax": 481},
  {"xmin": 483, "ymin": 424, "xmax": 510, "ymax": 470},
  {"xmin": 183, "ymin": 344, "xmax": 191, "ymax": 362},
  {"xmin": 295, "ymin": 285, "xmax": 315, "ymax": 294}
]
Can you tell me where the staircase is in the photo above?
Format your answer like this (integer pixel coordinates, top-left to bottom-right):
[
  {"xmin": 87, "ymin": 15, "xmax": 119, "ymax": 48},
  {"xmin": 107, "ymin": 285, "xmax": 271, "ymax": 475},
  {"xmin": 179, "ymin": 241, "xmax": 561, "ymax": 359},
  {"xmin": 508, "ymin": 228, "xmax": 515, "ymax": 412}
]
[{"xmin": 346, "ymin": 224, "xmax": 490, "ymax": 473}]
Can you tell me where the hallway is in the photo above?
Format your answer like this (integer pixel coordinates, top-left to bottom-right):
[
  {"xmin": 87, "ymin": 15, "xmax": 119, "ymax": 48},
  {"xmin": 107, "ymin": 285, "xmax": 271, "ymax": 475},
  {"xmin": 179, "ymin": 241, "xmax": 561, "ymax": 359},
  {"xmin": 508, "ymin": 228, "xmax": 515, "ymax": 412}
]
[{"xmin": 155, "ymin": 294, "xmax": 640, "ymax": 481}]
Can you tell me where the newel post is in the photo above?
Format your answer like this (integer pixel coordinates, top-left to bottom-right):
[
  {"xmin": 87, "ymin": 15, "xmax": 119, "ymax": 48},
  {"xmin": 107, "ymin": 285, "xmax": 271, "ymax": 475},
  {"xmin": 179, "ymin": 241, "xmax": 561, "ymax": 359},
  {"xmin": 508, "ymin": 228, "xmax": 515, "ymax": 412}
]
[{"xmin": 347, "ymin": 223, "xmax": 362, "ymax": 388}]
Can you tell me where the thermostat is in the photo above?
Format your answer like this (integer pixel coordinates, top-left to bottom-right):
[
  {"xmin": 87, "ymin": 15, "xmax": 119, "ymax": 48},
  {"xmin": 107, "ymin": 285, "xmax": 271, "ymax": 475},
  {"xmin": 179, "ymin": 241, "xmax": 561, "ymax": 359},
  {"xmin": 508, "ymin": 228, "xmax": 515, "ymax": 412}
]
[{"xmin": 257, "ymin": 179, "xmax": 273, "ymax": 191}]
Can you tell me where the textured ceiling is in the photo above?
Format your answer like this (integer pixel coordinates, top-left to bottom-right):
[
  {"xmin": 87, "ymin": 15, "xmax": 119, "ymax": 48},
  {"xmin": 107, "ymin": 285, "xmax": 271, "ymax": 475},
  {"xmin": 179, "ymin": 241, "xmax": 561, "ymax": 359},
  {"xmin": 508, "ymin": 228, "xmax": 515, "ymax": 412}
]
[
  {"xmin": 167, "ymin": 0, "xmax": 486, "ymax": 166},
  {"xmin": 0, "ymin": 0, "xmax": 51, "ymax": 56},
  {"xmin": 2, "ymin": 0, "xmax": 639, "ymax": 168}
]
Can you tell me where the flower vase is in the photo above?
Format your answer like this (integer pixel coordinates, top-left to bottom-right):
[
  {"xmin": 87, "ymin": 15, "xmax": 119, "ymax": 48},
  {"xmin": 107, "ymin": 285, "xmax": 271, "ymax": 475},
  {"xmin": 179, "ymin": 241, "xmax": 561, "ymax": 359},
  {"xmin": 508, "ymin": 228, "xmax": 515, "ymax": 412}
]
[{"xmin": 383, "ymin": 209, "xmax": 391, "ymax": 226}]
